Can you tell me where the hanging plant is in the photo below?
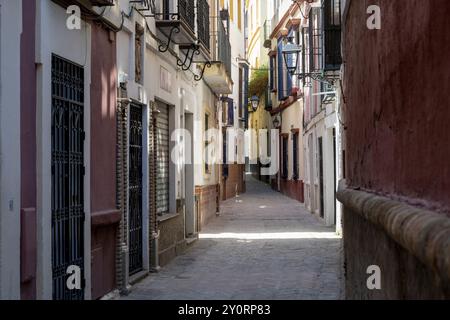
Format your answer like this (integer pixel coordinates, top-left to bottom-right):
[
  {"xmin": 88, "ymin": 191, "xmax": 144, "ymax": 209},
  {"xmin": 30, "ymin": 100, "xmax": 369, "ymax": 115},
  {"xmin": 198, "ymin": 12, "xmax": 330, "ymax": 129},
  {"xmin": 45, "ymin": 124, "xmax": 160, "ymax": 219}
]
[{"xmin": 248, "ymin": 65, "xmax": 269, "ymax": 98}]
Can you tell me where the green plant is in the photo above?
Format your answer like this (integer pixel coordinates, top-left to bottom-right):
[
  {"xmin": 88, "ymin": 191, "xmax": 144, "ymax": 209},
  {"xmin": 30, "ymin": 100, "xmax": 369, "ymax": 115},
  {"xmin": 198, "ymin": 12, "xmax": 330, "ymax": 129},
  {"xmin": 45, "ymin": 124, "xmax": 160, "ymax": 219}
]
[{"xmin": 248, "ymin": 66, "xmax": 269, "ymax": 97}]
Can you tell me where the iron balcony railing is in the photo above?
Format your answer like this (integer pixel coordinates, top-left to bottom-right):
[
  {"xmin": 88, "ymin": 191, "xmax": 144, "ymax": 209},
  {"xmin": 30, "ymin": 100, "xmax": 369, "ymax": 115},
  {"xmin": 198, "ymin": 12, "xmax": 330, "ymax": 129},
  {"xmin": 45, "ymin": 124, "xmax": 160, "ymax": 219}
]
[
  {"xmin": 217, "ymin": 15, "xmax": 232, "ymax": 77},
  {"xmin": 323, "ymin": 0, "xmax": 342, "ymax": 70},
  {"xmin": 323, "ymin": 28, "xmax": 342, "ymax": 70},
  {"xmin": 178, "ymin": 0, "xmax": 195, "ymax": 31},
  {"xmin": 90, "ymin": 0, "xmax": 114, "ymax": 5},
  {"xmin": 197, "ymin": 0, "xmax": 210, "ymax": 50},
  {"xmin": 158, "ymin": 0, "xmax": 196, "ymax": 32}
]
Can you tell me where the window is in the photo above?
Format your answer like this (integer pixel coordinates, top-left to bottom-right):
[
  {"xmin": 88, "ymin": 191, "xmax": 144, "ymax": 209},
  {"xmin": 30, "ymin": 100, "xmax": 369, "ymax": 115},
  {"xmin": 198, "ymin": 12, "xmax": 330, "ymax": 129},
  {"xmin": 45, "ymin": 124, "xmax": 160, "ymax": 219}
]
[
  {"xmin": 277, "ymin": 40, "xmax": 284, "ymax": 100},
  {"xmin": 222, "ymin": 130, "xmax": 228, "ymax": 177},
  {"xmin": 308, "ymin": 8, "xmax": 322, "ymax": 74},
  {"xmin": 323, "ymin": 0, "xmax": 342, "ymax": 70},
  {"xmin": 294, "ymin": 28, "xmax": 301, "ymax": 87},
  {"xmin": 227, "ymin": 98, "xmax": 234, "ymax": 126},
  {"xmin": 277, "ymin": 39, "xmax": 292, "ymax": 100},
  {"xmin": 282, "ymin": 135, "xmax": 288, "ymax": 179},
  {"xmin": 243, "ymin": 65, "xmax": 249, "ymax": 129},
  {"xmin": 269, "ymin": 55, "xmax": 276, "ymax": 91},
  {"xmin": 205, "ymin": 113, "xmax": 210, "ymax": 174},
  {"xmin": 277, "ymin": 32, "xmax": 294, "ymax": 100},
  {"xmin": 265, "ymin": 86, "xmax": 272, "ymax": 110},
  {"xmin": 239, "ymin": 68, "xmax": 243, "ymax": 118},
  {"xmin": 292, "ymin": 132, "xmax": 299, "ymax": 180}
]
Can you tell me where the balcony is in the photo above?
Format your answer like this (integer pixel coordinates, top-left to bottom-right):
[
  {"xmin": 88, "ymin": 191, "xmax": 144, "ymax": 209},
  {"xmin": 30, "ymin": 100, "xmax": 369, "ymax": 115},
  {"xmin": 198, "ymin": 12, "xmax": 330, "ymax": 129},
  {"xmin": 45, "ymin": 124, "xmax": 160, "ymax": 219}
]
[
  {"xmin": 155, "ymin": 0, "xmax": 197, "ymax": 46},
  {"xmin": 202, "ymin": 10, "xmax": 233, "ymax": 95},
  {"xmin": 53, "ymin": 0, "xmax": 114, "ymax": 10},
  {"xmin": 197, "ymin": 0, "xmax": 211, "ymax": 54},
  {"xmin": 90, "ymin": 0, "xmax": 114, "ymax": 5},
  {"xmin": 263, "ymin": 20, "xmax": 272, "ymax": 49}
]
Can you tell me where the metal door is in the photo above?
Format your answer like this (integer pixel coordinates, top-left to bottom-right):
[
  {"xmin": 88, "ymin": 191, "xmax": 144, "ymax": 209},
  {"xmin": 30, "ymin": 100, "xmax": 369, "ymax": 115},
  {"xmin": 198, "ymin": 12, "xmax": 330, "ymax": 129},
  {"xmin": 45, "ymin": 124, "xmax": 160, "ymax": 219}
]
[
  {"xmin": 318, "ymin": 137, "xmax": 324, "ymax": 218},
  {"xmin": 51, "ymin": 54, "xmax": 85, "ymax": 300},
  {"xmin": 129, "ymin": 104, "xmax": 143, "ymax": 275},
  {"xmin": 155, "ymin": 103, "xmax": 169, "ymax": 215},
  {"xmin": 333, "ymin": 128, "xmax": 337, "ymax": 224}
]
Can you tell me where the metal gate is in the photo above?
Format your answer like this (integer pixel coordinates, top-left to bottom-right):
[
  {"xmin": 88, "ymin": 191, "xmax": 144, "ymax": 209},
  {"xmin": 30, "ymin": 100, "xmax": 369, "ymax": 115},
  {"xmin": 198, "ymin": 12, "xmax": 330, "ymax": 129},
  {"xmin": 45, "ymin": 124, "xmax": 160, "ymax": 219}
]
[
  {"xmin": 155, "ymin": 103, "xmax": 169, "ymax": 215},
  {"xmin": 51, "ymin": 54, "xmax": 85, "ymax": 300},
  {"xmin": 129, "ymin": 104, "xmax": 143, "ymax": 275},
  {"xmin": 318, "ymin": 137, "xmax": 324, "ymax": 218}
]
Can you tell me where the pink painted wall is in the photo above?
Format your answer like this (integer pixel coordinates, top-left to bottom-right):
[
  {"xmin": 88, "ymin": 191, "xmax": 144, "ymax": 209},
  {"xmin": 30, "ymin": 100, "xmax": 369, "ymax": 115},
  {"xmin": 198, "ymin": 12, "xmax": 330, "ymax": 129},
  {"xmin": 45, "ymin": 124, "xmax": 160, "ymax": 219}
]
[
  {"xmin": 343, "ymin": 0, "xmax": 450, "ymax": 215},
  {"xmin": 90, "ymin": 23, "xmax": 119, "ymax": 299},
  {"xmin": 20, "ymin": 0, "xmax": 37, "ymax": 300}
]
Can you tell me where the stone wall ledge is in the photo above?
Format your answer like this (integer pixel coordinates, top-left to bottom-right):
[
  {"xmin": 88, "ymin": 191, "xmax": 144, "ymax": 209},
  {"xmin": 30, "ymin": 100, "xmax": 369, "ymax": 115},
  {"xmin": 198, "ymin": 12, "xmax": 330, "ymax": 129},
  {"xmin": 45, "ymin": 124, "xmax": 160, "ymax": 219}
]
[{"xmin": 337, "ymin": 185, "xmax": 450, "ymax": 284}]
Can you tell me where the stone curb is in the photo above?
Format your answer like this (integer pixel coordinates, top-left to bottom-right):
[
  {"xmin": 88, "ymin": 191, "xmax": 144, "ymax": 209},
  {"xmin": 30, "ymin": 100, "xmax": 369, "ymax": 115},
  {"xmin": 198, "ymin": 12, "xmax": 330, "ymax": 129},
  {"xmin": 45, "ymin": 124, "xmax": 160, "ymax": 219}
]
[{"xmin": 337, "ymin": 186, "xmax": 450, "ymax": 284}]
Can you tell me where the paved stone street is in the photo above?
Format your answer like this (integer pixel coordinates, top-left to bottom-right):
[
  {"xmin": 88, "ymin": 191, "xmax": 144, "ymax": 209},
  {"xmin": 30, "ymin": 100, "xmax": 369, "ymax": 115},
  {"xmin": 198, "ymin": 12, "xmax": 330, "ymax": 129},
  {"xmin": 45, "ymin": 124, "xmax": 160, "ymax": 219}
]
[{"xmin": 123, "ymin": 177, "xmax": 344, "ymax": 300}]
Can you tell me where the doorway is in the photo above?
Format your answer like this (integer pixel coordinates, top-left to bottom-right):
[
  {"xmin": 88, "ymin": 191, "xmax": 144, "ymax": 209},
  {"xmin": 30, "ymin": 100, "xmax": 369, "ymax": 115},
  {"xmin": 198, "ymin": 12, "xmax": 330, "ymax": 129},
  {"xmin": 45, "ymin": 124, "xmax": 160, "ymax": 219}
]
[
  {"xmin": 333, "ymin": 128, "xmax": 337, "ymax": 225},
  {"xmin": 51, "ymin": 54, "xmax": 85, "ymax": 300},
  {"xmin": 318, "ymin": 137, "xmax": 324, "ymax": 219},
  {"xmin": 185, "ymin": 113, "xmax": 195, "ymax": 236},
  {"xmin": 128, "ymin": 104, "xmax": 143, "ymax": 276}
]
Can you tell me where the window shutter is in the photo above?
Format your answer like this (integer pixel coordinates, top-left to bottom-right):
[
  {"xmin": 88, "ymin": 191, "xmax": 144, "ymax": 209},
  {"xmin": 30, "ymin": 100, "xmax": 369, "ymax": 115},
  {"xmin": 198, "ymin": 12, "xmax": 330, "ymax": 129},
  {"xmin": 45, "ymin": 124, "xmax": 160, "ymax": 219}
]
[
  {"xmin": 282, "ymin": 137, "xmax": 288, "ymax": 179},
  {"xmin": 286, "ymin": 29, "xmax": 294, "ymax": 95},
  {"xmin": 286, "ymin": 54, "xmax": 293, "ymax": 96},
  {"xmin": 227, "ymin": 98, "xmax": 234, "ymax": 126},
  {"xmin": 244, "ymin": 64, "xmax": 249, "ymax": 129},
  {"xmin": 269, "ymin": 56, "xmax": 274, "ymax": 90},
  {"xmin": 222, "ymin": 131, "xmax": 228, "ymax": 177},
  {"xmin": 155, "ymin": 103, "xmax": 170, "ymax": 215},
  {"xmin": 277, "ymin": 39, "xmax": 285, "ymax": 100}
]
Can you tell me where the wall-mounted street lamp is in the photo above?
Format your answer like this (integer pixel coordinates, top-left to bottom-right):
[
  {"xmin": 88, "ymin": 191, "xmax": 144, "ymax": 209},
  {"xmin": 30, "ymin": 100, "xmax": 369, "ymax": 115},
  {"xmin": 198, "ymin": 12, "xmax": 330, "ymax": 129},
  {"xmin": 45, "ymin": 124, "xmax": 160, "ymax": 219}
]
[
  {"xmin": 250, "ymin": 95, "xmax": 260, "ymax": 112},
  {"xmin": 282, "ymin": 36, "xmax": 301, "ymax": 76},
  {"xmin": 272, "ymin": 115, "xmax": 281, "ymax": 128},
  {"xmin": 282, "ymin": 35, "xmax": 337, "ymax": 86}
]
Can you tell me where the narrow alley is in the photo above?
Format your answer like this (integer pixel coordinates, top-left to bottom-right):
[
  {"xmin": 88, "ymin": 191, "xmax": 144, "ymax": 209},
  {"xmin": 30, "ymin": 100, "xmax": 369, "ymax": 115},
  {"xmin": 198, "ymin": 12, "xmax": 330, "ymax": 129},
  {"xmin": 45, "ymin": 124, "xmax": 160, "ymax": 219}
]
[
  {"xmin": 2, "ymin": 0, "xmax": 450, "ymax": 304},
  {"xmin": 123, "ymin": 177, "xmax": 343, "ymax": 300}
]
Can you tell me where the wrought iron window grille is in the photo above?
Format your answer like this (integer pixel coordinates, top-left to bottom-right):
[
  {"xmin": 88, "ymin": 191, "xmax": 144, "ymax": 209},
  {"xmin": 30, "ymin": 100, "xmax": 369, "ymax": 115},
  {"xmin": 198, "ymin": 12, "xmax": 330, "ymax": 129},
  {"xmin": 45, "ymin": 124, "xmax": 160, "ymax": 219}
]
[{"xmin": 282, "ymin": 0, "xmax": 342, "ymax": 87}]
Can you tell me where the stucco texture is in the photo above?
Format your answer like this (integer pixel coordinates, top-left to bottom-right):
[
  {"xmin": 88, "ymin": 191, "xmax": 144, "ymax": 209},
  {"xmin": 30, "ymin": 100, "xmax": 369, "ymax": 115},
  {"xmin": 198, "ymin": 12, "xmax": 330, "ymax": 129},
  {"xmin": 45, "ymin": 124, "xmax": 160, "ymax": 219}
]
[{"xmin": 343, "ymin": 0, "xmax": 450, "ymax": 215}]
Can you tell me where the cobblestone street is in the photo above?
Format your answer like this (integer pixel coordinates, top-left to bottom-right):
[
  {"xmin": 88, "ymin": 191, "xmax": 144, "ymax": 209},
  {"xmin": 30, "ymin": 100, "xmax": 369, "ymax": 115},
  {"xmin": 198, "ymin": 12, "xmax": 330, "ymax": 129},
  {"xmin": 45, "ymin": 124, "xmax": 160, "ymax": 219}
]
[{"xmin": 123, "ymin": 177, "xmax": 344, "ymax": 300}]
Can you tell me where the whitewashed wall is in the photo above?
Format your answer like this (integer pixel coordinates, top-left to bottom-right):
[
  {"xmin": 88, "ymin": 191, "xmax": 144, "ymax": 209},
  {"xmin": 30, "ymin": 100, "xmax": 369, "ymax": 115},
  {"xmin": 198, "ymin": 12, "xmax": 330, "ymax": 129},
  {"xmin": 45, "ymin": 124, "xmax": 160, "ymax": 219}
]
[
  {"xmin": 0, "ymin": 0, "xmax": 22, "ymax": 300},
  {"xmin": 35, "ymin": 0, "xmax": 92, "ymax": 299}
]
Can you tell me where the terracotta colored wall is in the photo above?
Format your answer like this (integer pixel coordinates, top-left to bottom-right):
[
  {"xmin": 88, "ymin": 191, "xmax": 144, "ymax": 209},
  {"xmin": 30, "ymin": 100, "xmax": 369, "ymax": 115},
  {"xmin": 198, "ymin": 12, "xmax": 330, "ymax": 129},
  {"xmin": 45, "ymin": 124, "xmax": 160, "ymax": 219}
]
[
  {"xmin": 342, "ymin": 0, "xmax": 450, "ymax": 299},
  {"xmin": 20, "ymin": 0, "xmax": 37, "ymax": 300},
  {"xmin": 222, "ymin": 164, "xmax": 245, "ymax": 200},
  {"xmin": 280, "ymin": 179, "xmax": 304, "ymax": 203},
  {"xmin": 343, "ymin": 0, "xmax": 450, "ymax": 216},
  {"xmin": 90, "ymin": 23, "xmax": 119, "ymax": 300},
  {"xmin": 196, "ymin": 185, "xmax": 219, "ymax": 230}
]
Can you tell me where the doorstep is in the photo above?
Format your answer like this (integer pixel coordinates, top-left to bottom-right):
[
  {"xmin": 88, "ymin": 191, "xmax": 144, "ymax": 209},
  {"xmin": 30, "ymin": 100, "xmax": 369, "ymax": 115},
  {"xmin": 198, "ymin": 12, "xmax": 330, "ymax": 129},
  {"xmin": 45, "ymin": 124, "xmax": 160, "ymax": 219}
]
[
  {"xmin": 186, "ymin": 234, "xmax": 199, "ymax": 246},
  {"xmin": 129, "ymin": 270, "xmax": 149, "ymax": 285},
  {"xmin": 100, "ymin": 289, "xmax": 121, "ymax": 300}
]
